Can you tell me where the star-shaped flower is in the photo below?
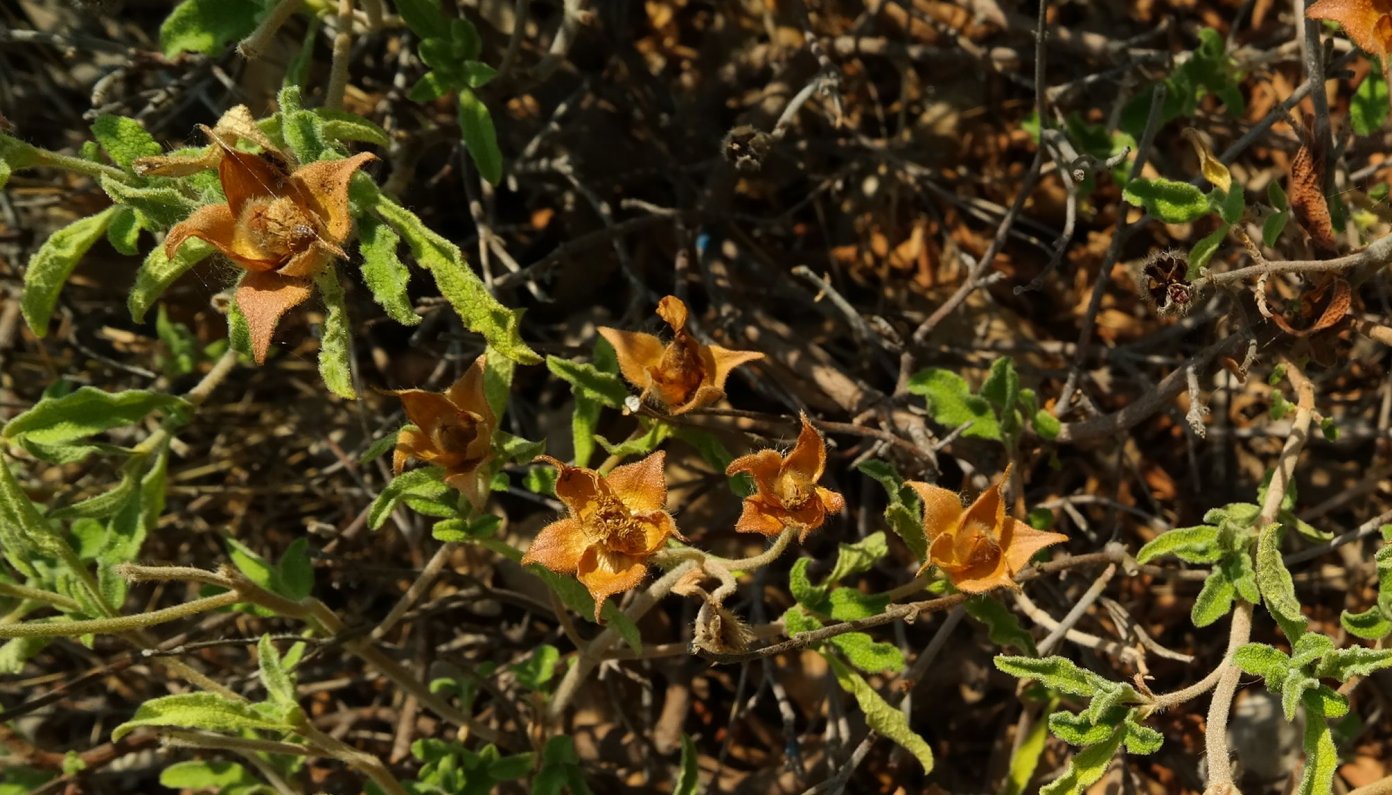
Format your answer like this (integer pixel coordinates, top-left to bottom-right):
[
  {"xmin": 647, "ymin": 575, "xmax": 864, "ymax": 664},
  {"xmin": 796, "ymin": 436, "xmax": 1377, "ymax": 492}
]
[
  {"xmin": 521, "ymin": 452, "xmax": 682, "ymax": 619},
  {"xmin": 908, "ymin": 466, "xmax": 1068, "ymax": 593},
  {"xmin": 726, "ymin": 414, "xmax": 845, "ymax": 541},
  {"xmin": 599, "ymin": 295, "xmax": 764, "ymax": 415},
  {"xmin": 391, "ymin": 355, "xmax": 497, "ymax": 508},
  {"xmin": 144, "ymin": 107, "xmax": 375, "ymax": 363}
]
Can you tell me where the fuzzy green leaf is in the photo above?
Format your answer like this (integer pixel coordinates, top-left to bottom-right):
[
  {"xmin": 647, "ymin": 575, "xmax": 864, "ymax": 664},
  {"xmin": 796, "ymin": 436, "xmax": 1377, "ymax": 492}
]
[
  {"xmin": 510, "ymin": 644, "xmax": 561, "ymax": 691},
  {"xmin": 1341, "ymin": 606, "xmax": 1392, "ymax": 640},
  {"xmin": 673, "ymin": 733, "xmax": 699, "ymax": 795},
  {"xmin": 830, "ymin": 631, "xmax": 904, "ymax": 674},
  {"xmin": 91, "ymin": 115, "xmax": 161, "ymax": 170},
  {"xmin": 1233, "ymin": 643, "xmax": 1291, "ymax": 685},
  {"xmin": 1003, "ymin": 697, "xmax": 1052, "ymax": 795},
  {"xmin": 458, "ymin": 88, "xmax": 502, "ymax": 185},
  {"xmin": 369, "ymin": 467, "xmax": 452, "ymax": 530},
  {"xmin": 21, "ymin": 208, "xmax": 116, "ymax": 335},
  {"xmin": 994, "ymin": 655, "xmax": 1111, "ymax": 697},
  {"xmin": 128, "ymin": 238, "xmax": 214, "ymax": 323},
  {"xmin": 1136, "ymin": 524, "xmax": 1222, "ymax": 564},
  {"xmin": 358, "ymin": 215, "xmax": 420, "ymax": 325},
  {"xmin": 1033, "ymin": 409, "xmax": 1061, "ymax": 440},
  {"xmin": 1038, "ymin": 727, "xmax": 1125, "ymax": 795},
  {"xmin": 112, "ymin": 692, "xmax": 294, "ymax": 741},
  {"xmin": 827, "ymin": 587, "xmax": 889, "ymax": 621},
  {"xmin": 966, "ymin": 595, "xmax": 1038, "ymax": 655},
  {"xmin": 276, "ymin": 538, "xmax": 313, "ymax": 602},
  {"xmin": 313, "ymin": 267, "xmax": 355, "ymax": 399},
  {"xmin": 1256, "ymin": 523, "xmax": 1307, "ymax": 639},
  {"xmin": 159, "ymin": 0, "xmax": 261, "ymax": 56},
  {"xmin": 396, "ymin": 0, "xmax": 447, "ymax": 37},
  {"xmin": 546, "ymin": 355, "xmax": 629, "ymax": 408},
  {"xmin": 1262, "ymin": 210, "xmax": 1290, "ymax": 248},
  {"xmin": 1316, "ymin": 646, "xmax": 1392, "ymax": 681},
  {"xmin": 3, "ymin": 387, "xmax": 188, "ymax": 459},
  {"xmin": 1122, "ymin": 177, "xmax": 1211, "ymax": 223},
  {"xmin": 907, "ymin": 368, "xmax": 1001, "ymax": 441},
  {"xmin": 106, "ymin": 207, "xmax": 142, "ymax": 256},
  {"xmin": 1297, "ymin": 716, "xmax": 1338, "ymax": 795},
  {"xmin": 826, "ymin": 655, "xmax": 933, "ymax": 773},
  {"xmin": 257, "ymin": 634, "xmax": 298, "ymax": 712},
  {"xmin": 1189, "ymin": 223, "xmax": 1228, "ymax": 271},
  {"xmin": 373, "ymin": 196, "xmax": 539, "ymax": 364},
  {"xmin": 827, "ymin": 531, "xmax": 889, "ymax": 584},
  {"xmin": 1192, "ymin": 569, "xmax": 1237, "ymax": 627},
  {"xmin": 100, "ymin": 174, "xmax": 196, "ymax": 229},
  {"xmin": 317, "ymin": 109, "xmax": 390, "ymax": 148}
]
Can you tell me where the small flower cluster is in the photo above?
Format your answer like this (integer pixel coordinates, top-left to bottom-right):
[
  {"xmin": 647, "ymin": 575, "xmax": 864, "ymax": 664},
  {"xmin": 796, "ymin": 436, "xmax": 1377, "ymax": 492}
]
[{"xmin": 388, "ymin": 296, "xmax": 1068, "ymax": 619}]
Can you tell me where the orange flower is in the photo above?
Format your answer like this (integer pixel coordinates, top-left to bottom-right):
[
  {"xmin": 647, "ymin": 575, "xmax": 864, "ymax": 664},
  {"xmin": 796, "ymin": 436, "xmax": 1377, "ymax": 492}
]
[
  {"xmin": 599, "ymin": 295, "xmax": 764, "ymax": 415},
  {"xmin": 1307, "ymin": 0, "xmax": 1392, "ymax": 57},
  {"xmin": 521, "ymin": 452, "xmax": 681, "ymax": 620},
  {"xmin": 151, "ymin": 112, "xmax": 375, "ymax": 363},
  {"xmin": 726, "ymin": 414, "xmax": 845, "ymax": 541},
  {"xmin": 908, "ymin": 466, "xmax": 1067, "ymax": 593},
  {"xmin": 392, "ymin": 356, "xmax": 497, "ymax": 507}
]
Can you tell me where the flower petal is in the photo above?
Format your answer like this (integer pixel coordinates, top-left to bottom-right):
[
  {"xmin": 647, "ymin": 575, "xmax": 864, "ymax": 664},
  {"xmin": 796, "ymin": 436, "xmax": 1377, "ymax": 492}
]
[
  {"xmin": 907, "ymin": 482, "xmax": 964, "ymax": 545},
  {"xmin": 598, "ymin": 327, "xmax": 665, "ymax": 394},
  {"xmin": 726, "ymin": 449, "xmax": 783, "ymax": 498},
  {"xmin": 960, "ymin": 470, "xmax": 1009, "ymax": 543},
  {"xmin": 536, "ymin": 455, "xmax": 604, "ymax": 524},
  {"xmin": 394, "ymin": 389, "xmax": 459, "ymax": 440},
  {"xmin": 521, "ymin": 518, "xmax": 588, "ymax": 573},
  {"xmin": 393, "ymin": 426, "xmax": 433, "ymax": 472},
  {"xmin": 277, "ymin": 239, "xmax": 341, "ymax": 279},
  {"xmin": 443, "ymin": 467, "xmax": 488, "ymax": 508},
  {"xmin": 781, "ymin": 414, "xmax": 828, "ymax": 483},
  {"xmin": 235, "ymin": 270, "xmax": 313, "ymax": 364},
  {"xmin": 948, "ymin": 555, "xmax": 1016, "ymax": 593},
  {"xmin": 605, "ymin": 451, "xmax": 667, "ymax": 513},
  {"xmin": 733, "ymin": 498, "xmax": 786, "ymax": 536},
  {"xmin": 208, "ymin": 127, "xmax": 289, "ymax": 215},
  {"xmin": 1001, "ymin": 519, "xmax": 1069, "ymax": 575},
  {"xmin": 1307, "ymin": 0, "xmax": 1391, "ymax": 56},
  {"xmin": 655, "ymin": 295, "xmax": 690, "ymax": 333},
  {"xmin": 703, "ymin": 344, "xmax": 764, "ymax": 392},
  {"xmin": 446, "ymin": 355, "xmax": 496, "ymax": 450},
  {"xmin": 670, "ymin": 384, "xmax": 726, "ymax": 415},
  {"xmin": 165, "ymin": 203, "xmax": 279, "ymax": 272},
  {"xmin": 287, "ymin": 152, "xmax": 377, "ymax": 245},
  {"xmin": 577, "ymin": 547, "xmax": 647, "ymax": 621},
  {"xmin": 816, "ymin": 486, "xmax": 846, "ymax": 516}
]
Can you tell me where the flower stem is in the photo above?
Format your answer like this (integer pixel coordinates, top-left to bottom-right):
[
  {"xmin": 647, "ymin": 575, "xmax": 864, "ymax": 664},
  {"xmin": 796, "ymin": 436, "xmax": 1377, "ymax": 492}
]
[{"xmin": 0, "ymin": 591, "xmax": 239, "ymax": 638}]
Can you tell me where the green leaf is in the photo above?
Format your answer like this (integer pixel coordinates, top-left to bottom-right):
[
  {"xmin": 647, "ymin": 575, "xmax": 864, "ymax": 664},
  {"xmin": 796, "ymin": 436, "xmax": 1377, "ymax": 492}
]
[
  {"xmin": 369, "ymin": 467, "xmax": 453, "ymax": 530},
  {"xmin": 358, "ymin": 214, "xmax": 420, "ymax": 325},
  {"xmin": 1188, "ymin": 223, "xmax": 1228, "ymax": 271},
  {"xmin": 1256, "ymin": 523, "xmax": 1307, "ymax": 639},
  {"xmin": 511, "ymin": 644, "xmax": 561, "ymax": 691},
  {"xmin": 1292, "ymin": 630, "xmax": 1336, "ymax": 668},
  {"xmin": 449, "ymin": 18, "xmax": 481, "ymax": 61},
  {"xmin": 1122, "ymin": 713, "xmax": 1164, "ymax": 755},
  {"xmin": 827, "ymin": 531, "xmax": 889, "ymax": 584},
  {"xmin": 533, "ymin": 736, "xmax": 593, "ymax": 795},
  {"xmin": 407, "ymin": 71, "xmax": 452, "ymax": 103},
  {"xmin": 1269, "ymin": 180, "xmax": 1289, "ymax": 212},
  {"xmin": 1316, "ymin": 646, "xmax": 1392, "ymax": 681},
  {"xmin": 546, "ymin": 355, "xmax": 629, "ymax": 408},
  {"xmin": 1122, "ymin": 177, "xmax": 1211, "ymax": 223},
  {"xmin": 276, "ymin": 538, "xmax": 314, "ymax": 602},
  {"xmin": 827, "ymin": 587, "xmax": 889, "ymax": 621},
  {"xmin": 527, "ymin": 565, "xmax": 643, "ymax": 652},
  {"xmin": 994, "ymin": 655, "xmax": 1111, "ymax": 697},
  {"xmin": 1263, "ymin": 210, "xmax": 1290, "ymax": 248},
  {"xmin": 372, "ymin": 196, "xmax": 539, "ymax": 364},
  {"xmin": 463, "ymin": 61, "xmax": 498, "ymax": 88},
  {"xmin": 826, "ymin": 654, "xmax": 933, "ymax": 774},
  {"xmin": 1215, "ymin": 185, "xmax": 1245, "ymax": 225},
  {"xmin": 1039, "ymin": 727, "xmax": 1125, "ymax": 795},
  {"xmin": 673, "ymin": 733, "xmax": 699, "ymax": 795},
  {"xmin": 1048, "ymin": 709, "xmax": 1122, "ymax": 747},
  {"xmin": 226, "ymin": 536, "xmax": 275, "ymax": 591},
  {"xmin": 966, "ymin": 595, "xmax": 1038, "ymax": 655},
  {"xmin": 112, "ymin": 692, "xmax": 295, "ymax": 741},
  {"xmin": 1297, "ymin": 716, "xmax": 1338, "ymax": 795},
  {"xmin": 3, "ymin": 387, "xmax": 188, "ymax": 459},
  {"xmin": 1233, "ymin": 643, "xmax": 1291, "ymax": 685},
  {"xmin": 980, "ymin": 357, "xmax": 1020, "ymax": 416},
  {"xmin": 106, "ymin": 207, "xmax": 142, "ymax": 256},
  {"xmin": 1033, "ymin": 410, "xmax": 1061, "ymax": 441},
  {"xmin": 396, "ymin": 0, "xmax": 446, "ymax": 37},
  {"xmin": 313, "ymin": 267, "xmax": 356, "ymax": 399},
  {"xmin": 257, "ymin": 634, "xmax": 298, "ymax": 712},
  {"xmin": 907, "ymin": 369, "xmax": 1001, "ymax": 441},
  {"xmin": 159, "ymin": 760, "xmax": 260, "ymax": 790},
  {"xmin": 100, "ymin": 174, "xmax": 197, "ymax": 229},
  {"xmin": 91, "ymin": 115, "xmax": 161, "ymax": 171},
  {"xmin": 0, "ymin": 159, "xmax": 11, "ymax": 191},
  {"xmin": 457, "ymin": 88, "xmax": 503, "ymax": 185},
  {"xmin": 1192, "ymin": 569, "xmax": 1237, "ymax": 627},
  {"xmin": 160, "ymin": 0, "xmax": 262, "ymax": 56},
  {"xmin": 1352, "ymin": 68, "xmax": 1389, "ymax": 136},
  {"xmin": 317, "ymin": 109, "xmax": 391, "ymax": 148},
  {"xmin": 129, "ymin": 238, "xmax": 214, "ymax": 323},
  {"xmin": 1341, "ymin": 606, "xmax": 1392, "ymax": 640},
  {"xmin": 830, "ymin": 631, "xmax": 904, "ymax": 674},
  {"xmin": 1003, "ymin": 697, "xmax": 1052, "ymax": 795},
  {"xmin": 21, "ymin": 208, "xmax": 117, "ymax": 335},
  {"xmin": 1135, "ymin": 524, "xmax": 1222, "ymax": 564}
]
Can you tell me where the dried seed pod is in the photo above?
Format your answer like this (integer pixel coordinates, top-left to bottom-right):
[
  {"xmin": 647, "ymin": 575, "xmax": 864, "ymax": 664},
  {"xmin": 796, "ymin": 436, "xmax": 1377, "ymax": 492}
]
[{"xmin": 1139, "ymin": 249, "xmax": 1194, "ymax": 315}]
